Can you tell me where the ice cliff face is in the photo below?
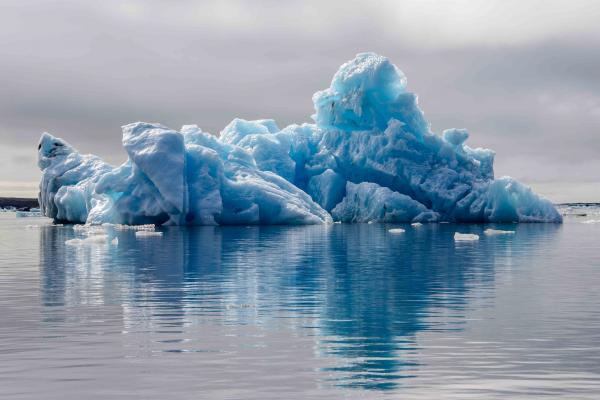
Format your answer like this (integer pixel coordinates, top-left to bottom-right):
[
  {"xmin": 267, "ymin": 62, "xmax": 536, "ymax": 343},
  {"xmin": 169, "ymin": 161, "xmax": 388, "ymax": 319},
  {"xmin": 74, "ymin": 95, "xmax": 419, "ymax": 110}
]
[{"xmin": 37, "ymin": 53, "xmax": 562, "ymax": 225}]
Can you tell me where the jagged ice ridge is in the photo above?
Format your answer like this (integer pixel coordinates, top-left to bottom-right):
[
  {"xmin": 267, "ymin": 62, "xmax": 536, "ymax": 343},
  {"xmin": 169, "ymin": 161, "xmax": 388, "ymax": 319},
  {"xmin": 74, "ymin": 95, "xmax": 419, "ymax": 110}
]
[{"xmin": 37, "ymin": 53, "xmax": 562, "ymax": 225}]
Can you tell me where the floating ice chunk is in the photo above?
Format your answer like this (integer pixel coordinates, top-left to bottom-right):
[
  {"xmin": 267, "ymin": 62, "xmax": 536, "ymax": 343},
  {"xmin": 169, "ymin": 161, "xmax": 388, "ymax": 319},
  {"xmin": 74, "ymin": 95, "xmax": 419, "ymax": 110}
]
[
  {"xmin": 112, "ymin": 224, "xmax": 156, "ymax": 231},
  {"xmin": 65, "ymin": 234, "xmax": 109, "ymax": 246},
  {"xmin": 111, "ymin": 237, "xmax": 118, "ymax": 245},
  {"xmin": 454, "ymin": 232, "xmax": 479, "ymax": 241},
  {"xmin": 72, "ymin": 224, "xmax": 106, "ymax": 236},
  {"xmin": 411, "ymin": 222, "xmax": 423, "ymax": 227},
  {"xmin": 388, "ymin": 228, "xmax": 405, "ymax": 234},
  {"xmin": 483, "ymin": 228, "xmax": 515, "ymax": 235},
  {"xmin": 582, "ymin": 219, "xmax": 600, "ymax": 224},
  {"xmin": 84, "ymin": 229, "xmax": 107, "ymax": 236},
  {"xmin": 135, "ymin": 231, "xmax": 163, "ymax": 238},
  {"xmin": 36, "ymin": 52, "xmax": 562, "ymax": 225}
]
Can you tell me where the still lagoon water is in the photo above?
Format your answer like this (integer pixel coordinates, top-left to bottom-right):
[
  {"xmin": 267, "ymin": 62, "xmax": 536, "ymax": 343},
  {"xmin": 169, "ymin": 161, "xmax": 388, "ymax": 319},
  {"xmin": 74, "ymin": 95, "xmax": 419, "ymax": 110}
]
[{"xmin": 1, "ymin": 210, "xmax": 599, "ymax": 399}]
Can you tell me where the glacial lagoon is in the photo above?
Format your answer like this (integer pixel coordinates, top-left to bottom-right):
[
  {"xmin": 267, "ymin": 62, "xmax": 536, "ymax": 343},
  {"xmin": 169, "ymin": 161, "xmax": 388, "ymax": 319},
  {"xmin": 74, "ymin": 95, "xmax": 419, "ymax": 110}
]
[{"xmin": 1, "ymin": 210, "xmax": 600, "ymax": 399}]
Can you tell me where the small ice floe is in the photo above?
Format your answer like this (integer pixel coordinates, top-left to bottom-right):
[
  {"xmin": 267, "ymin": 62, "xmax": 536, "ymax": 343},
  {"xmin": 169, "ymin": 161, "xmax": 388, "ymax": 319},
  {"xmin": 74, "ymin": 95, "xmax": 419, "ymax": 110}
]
[
  {"xmin": 72, "ymin": 224, "xmax": 110, "ymax": 236},
  {"xmin": 65, "ymin": 234, "xmax": 109, "ymax": 246},
  {"xmin": 113, "ymin": 224, "xmax": 156, "ymax": 231},
  {"xmin": 86, "ymin": 229, "xmax": 107, "ymax": 236},
  {"xmin": 73, "ymin": 224, "xmax": 93, "ymax": 231},
  {"xmin": 454, "ymin": 232, "xmax": 479, "ymax": 241},
  {"xmin": 135, "ymin": 231, "xmax": 163, "ymax": 238},
  {"xmin": 582, "ymin": 219, "xmax": 600, "ymax": 224},
  {"xmin": 111, "ymin": 237, "xmax": 118, "ymax": 245},
  {"xmin": 333, "ymin": 221, "xmax": 342, "ymax": 224},
  {"xmin": 411, "ymin": 222, "xmax": 423, "ymax": 227},
  {"xmin": 388, "ymin": 228, "xmax": 405, "ymax": 234},
  {"xmin": 484, "ymin": 228, "xmax": 515, "ymax": 235}
]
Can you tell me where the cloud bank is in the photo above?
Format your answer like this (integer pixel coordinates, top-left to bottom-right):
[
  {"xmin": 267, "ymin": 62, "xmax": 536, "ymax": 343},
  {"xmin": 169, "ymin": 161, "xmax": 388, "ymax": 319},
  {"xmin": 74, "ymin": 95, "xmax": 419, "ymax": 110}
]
[{"xmin": 1, "ymin": 0, "xmax": 599, "ymax": 201}]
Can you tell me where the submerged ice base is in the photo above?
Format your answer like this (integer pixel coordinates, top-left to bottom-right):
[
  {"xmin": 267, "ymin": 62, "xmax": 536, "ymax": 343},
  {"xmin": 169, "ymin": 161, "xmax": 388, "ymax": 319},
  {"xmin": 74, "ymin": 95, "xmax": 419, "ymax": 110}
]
[{"xmin": 37, "ymin": 53, "xmax": 562, "ymax": 225}]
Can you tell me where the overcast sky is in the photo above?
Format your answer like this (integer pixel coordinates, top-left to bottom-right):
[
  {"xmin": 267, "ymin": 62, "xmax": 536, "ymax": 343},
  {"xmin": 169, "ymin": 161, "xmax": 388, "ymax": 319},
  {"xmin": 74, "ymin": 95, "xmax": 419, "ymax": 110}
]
[{"xmin": 1, "ymin": 0, "xmax": 599, "ymax": 202}]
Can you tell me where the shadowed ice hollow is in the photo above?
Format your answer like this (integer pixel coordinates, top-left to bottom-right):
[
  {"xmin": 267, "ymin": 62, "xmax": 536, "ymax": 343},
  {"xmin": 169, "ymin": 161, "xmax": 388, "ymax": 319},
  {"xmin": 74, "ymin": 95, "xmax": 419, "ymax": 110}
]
[{"xmin": 37, "ymin": 53, "xmax": 561, "ymax": 225}]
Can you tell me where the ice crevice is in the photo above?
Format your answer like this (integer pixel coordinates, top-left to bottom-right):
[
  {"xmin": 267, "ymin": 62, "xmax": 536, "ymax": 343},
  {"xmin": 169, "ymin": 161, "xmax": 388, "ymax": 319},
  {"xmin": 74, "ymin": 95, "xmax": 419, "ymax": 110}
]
[{"xmin": 37, "ymin": 52, "xmax": 562, "ymax": 225}]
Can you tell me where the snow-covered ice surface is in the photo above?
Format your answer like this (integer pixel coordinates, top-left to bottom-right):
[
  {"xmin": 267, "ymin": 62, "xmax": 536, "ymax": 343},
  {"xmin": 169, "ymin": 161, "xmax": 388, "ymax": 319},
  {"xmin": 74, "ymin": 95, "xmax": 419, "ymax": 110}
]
[{"xmin": 37, "ymin": 53, "xmax": 561, "ymax": 226}]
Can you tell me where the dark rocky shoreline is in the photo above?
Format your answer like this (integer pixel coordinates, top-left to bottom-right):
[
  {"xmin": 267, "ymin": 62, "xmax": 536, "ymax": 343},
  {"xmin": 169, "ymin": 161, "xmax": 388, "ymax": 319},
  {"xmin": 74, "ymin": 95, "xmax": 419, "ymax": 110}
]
[{"xmin": 0, "ymin": 197, "xmax": 39, "ymax": 210}]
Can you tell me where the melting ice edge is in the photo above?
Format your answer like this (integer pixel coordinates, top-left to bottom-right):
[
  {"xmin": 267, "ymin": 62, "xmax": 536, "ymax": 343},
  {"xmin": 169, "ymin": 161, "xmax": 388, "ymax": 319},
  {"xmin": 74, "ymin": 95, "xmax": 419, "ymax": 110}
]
[{"xmin": 37, "ymin": 53, "xmax": 562, "ymax": 225}]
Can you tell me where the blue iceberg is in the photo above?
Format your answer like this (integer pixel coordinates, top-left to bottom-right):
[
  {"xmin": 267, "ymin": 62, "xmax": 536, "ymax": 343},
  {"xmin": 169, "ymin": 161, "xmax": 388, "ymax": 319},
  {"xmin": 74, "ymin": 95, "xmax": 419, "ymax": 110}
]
[{"xmin": 37, "ymin": 53, "xmax": 562, "ymax": 225}]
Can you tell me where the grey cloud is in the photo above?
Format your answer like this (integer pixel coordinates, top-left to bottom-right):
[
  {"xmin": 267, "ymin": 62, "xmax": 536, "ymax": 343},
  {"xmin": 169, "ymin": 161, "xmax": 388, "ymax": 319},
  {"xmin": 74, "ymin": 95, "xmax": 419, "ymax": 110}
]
[{"xmin": 0, "ymin": 0, "xmax": 599, "ymax": 200}]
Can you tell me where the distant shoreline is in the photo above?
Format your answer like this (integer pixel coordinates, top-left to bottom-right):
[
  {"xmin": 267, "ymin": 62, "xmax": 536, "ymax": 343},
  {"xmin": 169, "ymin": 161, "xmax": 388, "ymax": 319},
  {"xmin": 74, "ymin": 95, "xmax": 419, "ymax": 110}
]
[{"xmin": 0, "ymin": 197, "xmax": 39, "ymax": 209}]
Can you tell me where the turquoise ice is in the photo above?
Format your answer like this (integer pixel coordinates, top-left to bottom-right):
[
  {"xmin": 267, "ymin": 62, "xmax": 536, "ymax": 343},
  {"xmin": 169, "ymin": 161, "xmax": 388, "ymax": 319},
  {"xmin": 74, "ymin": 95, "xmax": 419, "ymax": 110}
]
[{"xmin": 37, "ymin": 53, "xmax": 562, "ymax": 225}]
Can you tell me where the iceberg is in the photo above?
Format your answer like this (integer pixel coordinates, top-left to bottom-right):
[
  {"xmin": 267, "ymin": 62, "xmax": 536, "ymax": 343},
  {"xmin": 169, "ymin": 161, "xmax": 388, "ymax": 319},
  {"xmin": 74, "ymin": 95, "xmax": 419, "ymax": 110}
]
[{"xmin": 37, "ymin": 52, "xmax": 562, "ymax": 225}]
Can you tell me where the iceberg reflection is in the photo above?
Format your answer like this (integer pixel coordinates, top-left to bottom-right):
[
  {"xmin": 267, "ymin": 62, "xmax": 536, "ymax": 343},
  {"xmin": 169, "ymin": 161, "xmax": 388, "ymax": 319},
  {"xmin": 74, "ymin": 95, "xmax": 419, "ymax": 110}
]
[{"xmin": 39, "ymin": 223, "xmax": 560, "ymax": 390}]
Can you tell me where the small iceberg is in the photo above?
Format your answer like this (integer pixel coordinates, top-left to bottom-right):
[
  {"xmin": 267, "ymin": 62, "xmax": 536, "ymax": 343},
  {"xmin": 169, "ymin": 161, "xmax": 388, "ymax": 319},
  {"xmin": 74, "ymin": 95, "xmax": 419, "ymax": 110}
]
[
  {"xmin": 113, "ymin": 224, "xmax": 156, "ymax": 231},
  {"xmin": 483, "ymin": 228, "xmax": 515, "ymax": 235},
  {"xmin": 454, "ymin": 232, "xmax": 479, "ymax": 241},
  {"xmin": 411, "ymin": 222, "xmax": 423, "ymax": 228},
  {"xmin": 65, "ymin": 235, "xmax": 109, "ymax": 246},
  {"xmin": 388, "ymin": 228, "xmax": 406, "ymax": 234},
  {"xmin": 135, "ymin": 231, "xmax": 163, "ymax": 238}
]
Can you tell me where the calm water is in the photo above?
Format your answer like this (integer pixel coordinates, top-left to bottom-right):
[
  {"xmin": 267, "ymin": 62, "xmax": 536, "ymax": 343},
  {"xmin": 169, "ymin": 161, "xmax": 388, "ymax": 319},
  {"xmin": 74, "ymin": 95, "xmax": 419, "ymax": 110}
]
[{"xmin": 1, "ymin": 211, "xmax": 600, "ymax": 399}]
